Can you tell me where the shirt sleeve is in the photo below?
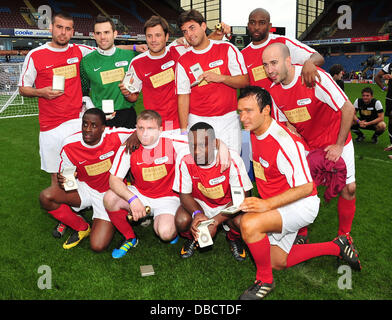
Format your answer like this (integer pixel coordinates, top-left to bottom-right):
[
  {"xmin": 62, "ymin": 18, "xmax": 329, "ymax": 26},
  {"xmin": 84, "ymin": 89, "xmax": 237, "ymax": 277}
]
[
  {"xmin": 276, "ymin": 140, "xmax": 313, "ymax": 188},
  {"xmin": 314, "ymin": 70, "xmax": 348, "ymax": 111},
  {"xmin": 77, "ymin": 44, "xmax": 96, "ymax": 57},
  {"xmin": 229, "ymin": 151, "xmax": 253, "ymax": 192},
  {"xmin": 128, "ymin": 63, "xmax": 143, "ymax": 92},
  {"xmin": 173, "ymin": 154, "xmax": 193, "ymax": 194},
  {"xmin": 59, "ymin": 148, "xmax": 73, "ymax": 173},
  {"xmin": 375, "ymin": 100, "xmax": 384, "ymax": 112},
  {"xmin": 284, "ymin": 37, "xmax": 316, "ymax": 65},
  {"xmin": 110, "ymin": 145, "xmax": 131, "ymax": 179},
  {"xmin": 114, "ymin": 128, "xmax": 136, "ymax": 144},
  {"xmin": 175, "ymin": 62, "xmax": 191, "ymax": 95},
  {"xmin": 227, "ymin": 43, "xmax": 247, "ymax": 76},
  {"xmin": 18, "ymin": 52, "xmax": 36, "ymax": 87}
]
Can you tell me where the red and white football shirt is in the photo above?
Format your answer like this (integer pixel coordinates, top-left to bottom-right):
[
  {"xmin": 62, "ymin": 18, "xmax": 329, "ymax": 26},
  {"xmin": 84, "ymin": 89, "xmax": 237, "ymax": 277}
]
[
  {"xmin": 110, "ymin": 133, "xmax": 188, "ymax": 198},
  {"xmin": 269, "ymin": 65, "xmax": 350, "ymax": 150},
  {"xmin": 129, "ymin": 44, "xmax": 187, "ymax": 130},
  {"xmin": 19, "ymin": 42, "xmax": 94, "ymax": 131},
  {"xmin": 176, "ymin": 40, "xmax": 247, "ymax": 117},
  {"xmin": 250, "ymin": 119, "xmax": 316, "ymax": 200},
  {"xmin": 241, "ymin": 33, "xmax": 316, "ymax": 89},
  {"xmin": 173, "ymin": 150, "xmax": 253, "ymax": 208},
  {"xmin": 59, "ymin": 127, "xmax": 134, "ymax": 193}
]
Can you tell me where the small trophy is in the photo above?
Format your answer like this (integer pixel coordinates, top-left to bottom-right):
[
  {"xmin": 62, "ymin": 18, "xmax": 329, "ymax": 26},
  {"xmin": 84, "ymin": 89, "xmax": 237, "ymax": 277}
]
[
  {"xmin": 197, "ymin": 219, "xmax": 215, "ymax": 248},
  {"xmin": 62, "ymin": 166, "xmax": 78, "ymax": 191},
  {"xmin": 122, "ymin": 70, "xmax": 138, "ymax": 93}
]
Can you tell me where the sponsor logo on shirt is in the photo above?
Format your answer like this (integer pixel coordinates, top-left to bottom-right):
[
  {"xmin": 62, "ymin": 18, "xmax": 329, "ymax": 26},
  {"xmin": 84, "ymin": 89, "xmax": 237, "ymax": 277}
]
[
  {"xmin": 209, "ymin": 175, "xmax": 226, "ymax": 186},
  {"xmin": 161, "ymin": 60, "xmax": 174, "ymax": 70},
  {"xmin": 99, "ymin": 151, "xmax": 114, "ymax": 160},
  {"xmin": 297, "ymin": 98, "xmax": 312, "ymax": 106},
  {"xmin": 115, "ymin": 61, "xmax": 128, "ymax": 67},
  {"xmin": 67, "ymin": 57, "xmax": 79, "ymax": 64},
  {"xmin": 259, "ymin": 157, "xmax": 269, "ymax": 168},
  {"xmin": 209, "ymin": 59, "xmax": 223, "ymax": 68}
]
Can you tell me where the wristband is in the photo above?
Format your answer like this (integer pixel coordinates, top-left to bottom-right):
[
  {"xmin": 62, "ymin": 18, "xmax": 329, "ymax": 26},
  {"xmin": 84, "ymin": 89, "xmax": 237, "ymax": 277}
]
[
  {"xmin": 357, "ymin": 119, "xmax": 360, "ymax": 124},
  {"xmin": 128, "ymin": 195, "xmax": 138, "ymax": 204},
  {"xmin": 180, "ymin": 131, "xmax": 188, "ymax": 135},
  {"xmin": 383, "ymin": 86, "xmax": 387, "ymax": 91},
  {"xmin": 192, "ymin": 210, "xmax": 202, "ymax": 219},
  {"xmin": 133, "ymin": 44, "xmax": 137, "ymax": 51}
]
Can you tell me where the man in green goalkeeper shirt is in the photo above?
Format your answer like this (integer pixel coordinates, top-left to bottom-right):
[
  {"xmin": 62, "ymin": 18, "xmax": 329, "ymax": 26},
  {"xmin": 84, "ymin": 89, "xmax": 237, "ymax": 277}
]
[{"xmin": 80, "ymin": 16, "xmax": 138, "ymax": 128}]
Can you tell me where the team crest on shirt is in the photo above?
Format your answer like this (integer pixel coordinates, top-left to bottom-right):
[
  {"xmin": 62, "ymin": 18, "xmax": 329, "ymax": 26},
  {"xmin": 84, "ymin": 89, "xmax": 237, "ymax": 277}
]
[
  {"xmin": 115, "ymin": 61, "xmax": 128, "ymax": 67},
  {"xmin": 67, "ymin": 57, "xmax": 79, "ymax": 64},
  {"xmin": 297, "ymin": 98, "xmax": 312, "ymax": 106},
  {"xmin": 161, "ymin": 60, "xmax": 174, "ymax": 70},
  {"xmin": 259, "ymin": 156, "xmax": 269, "ymax": 168},
  {"xmin": 154, "ymin": 156, "xmax": 169, "ymax": 165},
  {"xmin": 99, "ymin": 151, "xmax": 114, "ymax": 160},
  {"xmin": 209, "ymin": 175, "xmax": 226, "ymax": 186},
  {"xmin": 209, "ymin": 59, "xmax": 223, "ymax": 68}
]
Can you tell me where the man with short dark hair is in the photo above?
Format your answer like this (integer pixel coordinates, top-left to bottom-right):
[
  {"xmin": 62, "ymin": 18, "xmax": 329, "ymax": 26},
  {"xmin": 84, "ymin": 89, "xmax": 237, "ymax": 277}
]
[
  {"xmin": 237, "ymin": 86, "xmax": 360, "ymax": 300},
  {"xmin": 39, "ymin": 108, "xmax": 134, "ymax": 251},
  {"xmin": 241, "ymin": 8, "xmax": 324, "ymax": 90},
  {"xmin": 351, "ymin": 86, "xmax": 386, "ymax": 143},
  {"xmin": 329, "ymin": 64, "xmax": 345, "ymax": 91},
  {"xmin": 375, "ymin": 62, "xmax": 392, "ymax": 151},
  {"xmin": 176, "ymin": 9, "xmax": 249, "ymax": 153},
  {"xmin": 80, "ymin": 15, "xmax": 138, "ymax": 128},
  {"xmin": 121, "ymin": 15, "xmax": 186, "ymax": 132},
  {"xmin": 173, "ymin": 122, "xmax": 253, "ymax": 260}
]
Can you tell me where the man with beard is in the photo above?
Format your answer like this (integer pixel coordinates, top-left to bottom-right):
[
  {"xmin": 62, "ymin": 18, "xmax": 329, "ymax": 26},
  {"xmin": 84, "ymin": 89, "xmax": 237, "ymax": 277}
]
[
  {"xmin": 241, "ymin": 8, "xmax": 324, "ymax": 89},
  {"xmin": 176, "ymin": 9, "xmax": 249, "ymax": 153}
]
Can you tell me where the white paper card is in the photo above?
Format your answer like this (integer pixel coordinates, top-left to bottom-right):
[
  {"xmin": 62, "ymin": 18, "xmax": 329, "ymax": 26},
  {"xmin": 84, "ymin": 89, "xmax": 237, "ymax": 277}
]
[
  {"xmin": 102, "ymin": 99, "xmax": 114, "ymax": 114},
  {"xmin": 52, "ymin": 75, "xmax": 65, "ymax": 92}
]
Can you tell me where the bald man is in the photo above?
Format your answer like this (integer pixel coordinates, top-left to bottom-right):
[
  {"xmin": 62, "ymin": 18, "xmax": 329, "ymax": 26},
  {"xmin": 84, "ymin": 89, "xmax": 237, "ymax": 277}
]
[
  {"xmin": 263, "ymin": 42, "xmax": 358, "ymax": 244},
  {"xmin": 241, "ymin": 8, "xmax": 324, "ymax": 89}
]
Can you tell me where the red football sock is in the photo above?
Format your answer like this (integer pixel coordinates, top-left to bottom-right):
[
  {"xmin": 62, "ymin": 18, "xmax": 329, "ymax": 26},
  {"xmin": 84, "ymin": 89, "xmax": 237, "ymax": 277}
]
[
  {"xmin": 48, "ymin": 204, "xmax": 88, "ymax": 231},
  {"xmin": 226, "ymin": 228, "xmax": 241, "ymax": 241},
  {"xmin": 337, "ymin": 197, "xmax": 356, "ymax": 236},
  {"xmin": 286, "ymin": 241, "xmax": 340, "ymax": 268},
  {"xmin": 246, "ymin": 236, "xmax": 273, "ymax": 283},
  {"xmin": 107, "ymin": 209, "xmax": 135, "ymax": 240}
]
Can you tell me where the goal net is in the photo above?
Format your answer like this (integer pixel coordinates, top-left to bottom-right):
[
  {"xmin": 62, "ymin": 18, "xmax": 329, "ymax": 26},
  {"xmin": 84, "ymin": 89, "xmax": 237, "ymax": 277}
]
[{"xmin": 0, "ymin": 63, "xmax": 38, "ymax": 119}]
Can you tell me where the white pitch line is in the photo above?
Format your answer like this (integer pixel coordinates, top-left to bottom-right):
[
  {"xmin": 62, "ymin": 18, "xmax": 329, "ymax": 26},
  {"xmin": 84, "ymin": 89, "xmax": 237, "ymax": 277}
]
[{"xmin": 355, "ymin": 155, "xmax": 392, "ymax": 164}]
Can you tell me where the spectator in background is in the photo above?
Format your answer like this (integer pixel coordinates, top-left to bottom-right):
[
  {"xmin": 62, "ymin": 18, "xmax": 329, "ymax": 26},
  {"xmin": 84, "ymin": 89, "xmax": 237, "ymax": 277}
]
[
  {"xmin": 351, "ymin": 87, "xmax": 386, "ymax": 144},
  {"xmin": 375, "ymin": 62, "xmax": 392, "ymax": 151},
  {"xmin": 329, "ymin": 64, "xmax": 345, "ymax": 91}
]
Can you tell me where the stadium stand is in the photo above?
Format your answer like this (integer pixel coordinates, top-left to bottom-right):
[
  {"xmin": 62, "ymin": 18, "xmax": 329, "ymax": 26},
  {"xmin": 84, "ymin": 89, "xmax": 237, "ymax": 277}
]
[
  {"xmin": 0, "ymin": 0, "xmax": 181, "ymax": 36},
  {"xmin": 303, "ymin": 0, "xmax": 392, "ymax": 40}
]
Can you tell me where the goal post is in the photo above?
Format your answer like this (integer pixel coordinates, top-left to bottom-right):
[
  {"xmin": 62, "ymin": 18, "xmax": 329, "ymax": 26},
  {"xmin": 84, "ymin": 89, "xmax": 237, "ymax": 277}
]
[{"xmin": 0, "ymin": 63, "xmax": 38, "ymax": 119}]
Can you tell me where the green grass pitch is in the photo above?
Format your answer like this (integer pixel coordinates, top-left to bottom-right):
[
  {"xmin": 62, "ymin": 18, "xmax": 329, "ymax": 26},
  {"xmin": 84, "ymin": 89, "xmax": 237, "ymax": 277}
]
[{"xmin": 0, "ymin": 83, "xmax": 391, "ymax": 302}]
